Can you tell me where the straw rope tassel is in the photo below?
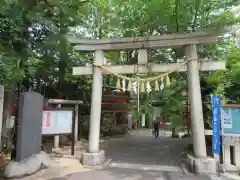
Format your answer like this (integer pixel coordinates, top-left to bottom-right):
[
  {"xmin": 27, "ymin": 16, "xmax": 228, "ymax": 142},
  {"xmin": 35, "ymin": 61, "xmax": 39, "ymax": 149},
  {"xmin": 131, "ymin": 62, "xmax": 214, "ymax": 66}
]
[
  {"xmin": 132, "ymin": 81, "xmax": 137, "ymax": 94},
  {"xmin": 127, "ymin": 80, "xmax": 133, "ymax": 92},
  {"xmin": 154, "ymin": 80, "xmax": 159, "ymax": 92},
  {"xmin": 146, "ymin": 81, "xmax": 152, "ymax": 93},
  {"xmin": 122, "ymin": 79, "xmax": 126, "ymax": 92},
  {"xmin": 116, "ymin": 78, "xmax": 121, "ymax": 89},
  {"xmin": 165, "ymin": 75, "xmax": 171, "ymax": 87},
  {"xmin": 160, "ymin": 77, "xmax": 164, "ymax": 90},
  {"xmin": 140, "ymin": 82, "xmax": 145, "ymax": 93}
]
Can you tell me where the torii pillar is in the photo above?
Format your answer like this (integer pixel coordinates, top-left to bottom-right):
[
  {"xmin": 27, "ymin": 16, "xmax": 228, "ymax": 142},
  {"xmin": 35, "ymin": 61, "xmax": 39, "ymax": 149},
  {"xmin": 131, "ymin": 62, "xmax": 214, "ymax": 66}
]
[
  {"xmin": 81, "ymin": 50, "xmax": 106, "ymax": 166},
  {"xmin": 185, "ymin": 44, "xmax": 207, "ymax": 158},
  {"xmin": 185, "ymin": 45, "xmax": 216, "ymax": 175}
]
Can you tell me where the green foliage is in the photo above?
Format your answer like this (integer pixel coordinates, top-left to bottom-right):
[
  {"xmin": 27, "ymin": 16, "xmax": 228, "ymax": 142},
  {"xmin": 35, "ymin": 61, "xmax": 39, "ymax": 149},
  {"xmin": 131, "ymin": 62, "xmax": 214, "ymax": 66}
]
[
  {"xmin": 207, "ymin": 39, "xmax": 240, "ymax": 102},
  {"xmin": 152, "ymin": 76, "xmax": 187, "ymax": 128},
  {"xmin": 0, "ymin": 0, "xmax": 239, "ymax": 121},
  {"xmin": 0, "ymin": 0, "xmax": 90, "ymax": 99}
]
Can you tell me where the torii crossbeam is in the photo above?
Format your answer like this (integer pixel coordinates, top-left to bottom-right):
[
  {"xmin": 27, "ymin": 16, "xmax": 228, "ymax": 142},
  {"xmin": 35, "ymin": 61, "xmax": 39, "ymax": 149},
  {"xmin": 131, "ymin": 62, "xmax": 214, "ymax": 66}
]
[
  {"xmin": 72, "ymin": 60, "xmax": 225, "ymax": 75},
  {"xmin": 67, "ymin": 30, "xmax": 226, "ymax": 174}
]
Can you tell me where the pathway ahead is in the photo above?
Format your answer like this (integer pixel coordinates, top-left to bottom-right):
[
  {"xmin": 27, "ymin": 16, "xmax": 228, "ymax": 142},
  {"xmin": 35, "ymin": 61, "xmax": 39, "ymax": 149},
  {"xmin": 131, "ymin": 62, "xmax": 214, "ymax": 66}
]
[
  {"xmin": 64, "ymin": 130, "xmax": 215, "ymax": 180},
  {"xmin": 14, "ymin": 130, "xmax": 231, "ymax": 180},
  {"xmin": 103, "ymin": 129, "xmax": 190, "ymax": 167}
]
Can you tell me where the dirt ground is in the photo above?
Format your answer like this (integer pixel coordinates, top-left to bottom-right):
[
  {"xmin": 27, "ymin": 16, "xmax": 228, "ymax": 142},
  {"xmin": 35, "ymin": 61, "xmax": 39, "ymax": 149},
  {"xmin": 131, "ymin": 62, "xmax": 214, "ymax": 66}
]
[{"xmin": 12, "ymin": 157, "xmax": 92, "ymax": 180}]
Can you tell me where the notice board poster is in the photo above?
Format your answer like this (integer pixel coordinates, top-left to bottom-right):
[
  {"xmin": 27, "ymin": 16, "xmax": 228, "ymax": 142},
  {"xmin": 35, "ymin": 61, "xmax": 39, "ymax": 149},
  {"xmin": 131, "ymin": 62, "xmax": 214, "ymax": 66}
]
[
  {"xmin": 42, "ymin": 110, "xmax": 73, "ymax": 135},
  {"xmin": 222, "ymin": 108, "xmax": 232, "ymax": 129},
  {"xmin": 222, "ymin": 105, "xmax": 240, "ymax": 136}
]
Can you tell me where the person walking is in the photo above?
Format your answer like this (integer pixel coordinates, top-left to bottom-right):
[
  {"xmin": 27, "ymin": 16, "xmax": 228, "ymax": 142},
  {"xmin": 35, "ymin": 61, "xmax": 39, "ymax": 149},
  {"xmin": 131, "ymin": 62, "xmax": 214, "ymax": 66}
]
[
  {"xmin": 153, "ymin": 120, "xmax": 159, "ymax": 138},
  {"xmin": 127, "ymin": 112, "xmax": 133, "ymax": 129}
]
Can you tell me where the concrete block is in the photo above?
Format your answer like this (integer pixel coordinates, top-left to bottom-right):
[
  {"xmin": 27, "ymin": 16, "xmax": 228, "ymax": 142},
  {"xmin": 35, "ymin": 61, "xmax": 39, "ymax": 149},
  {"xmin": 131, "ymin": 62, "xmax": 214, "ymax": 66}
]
[
  {"xmin": 81, "ymin": 150, "xmax": 105, "ymax": 166},
  {"xmin": 187, "ymin": 153, "xmax": 217, "ymax": 175}
]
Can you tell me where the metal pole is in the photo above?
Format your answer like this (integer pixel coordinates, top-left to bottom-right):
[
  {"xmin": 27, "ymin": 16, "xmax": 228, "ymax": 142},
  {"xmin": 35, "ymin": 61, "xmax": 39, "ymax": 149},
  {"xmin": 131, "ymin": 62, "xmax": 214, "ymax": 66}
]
[
  {"xmin": 221, "ymin": 107, "xmax": 225, "ymax": 173},
  {"xmin": 71, "ymin": 108, "xmax": 76, "ymax": 156},
  {"xmin": 74, "ymin": 104, "xmax": 79, "ymax": 141},
  {"xmin": 0, "ymin": 85, "xmax": 4, "ymax": 151}
]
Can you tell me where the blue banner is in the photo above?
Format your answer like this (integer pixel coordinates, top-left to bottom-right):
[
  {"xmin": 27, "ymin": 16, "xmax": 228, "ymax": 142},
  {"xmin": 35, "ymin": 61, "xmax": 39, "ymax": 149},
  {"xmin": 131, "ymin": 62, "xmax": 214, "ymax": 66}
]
[{"xmin": 211, "ymin": 95, "xmax": 221, "ymax": 157}]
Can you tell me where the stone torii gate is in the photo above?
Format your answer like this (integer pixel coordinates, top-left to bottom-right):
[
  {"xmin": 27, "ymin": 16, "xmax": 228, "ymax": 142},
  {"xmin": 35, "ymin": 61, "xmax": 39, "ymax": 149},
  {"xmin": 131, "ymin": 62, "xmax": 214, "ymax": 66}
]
[{"xmin": 68, "ymin": 31, "xmax": 225, "ymax": 174}]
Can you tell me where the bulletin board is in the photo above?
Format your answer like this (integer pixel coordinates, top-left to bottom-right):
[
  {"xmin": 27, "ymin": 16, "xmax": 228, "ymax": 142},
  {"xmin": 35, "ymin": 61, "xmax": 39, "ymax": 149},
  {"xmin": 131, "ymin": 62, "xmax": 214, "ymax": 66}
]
[
  {"xmin": 42, "ymin": 109, "xmax": 73, "ymax": 135},
  {"xmin": 222, "ymin": 104, "xmax": 240, "ymax": 136}
]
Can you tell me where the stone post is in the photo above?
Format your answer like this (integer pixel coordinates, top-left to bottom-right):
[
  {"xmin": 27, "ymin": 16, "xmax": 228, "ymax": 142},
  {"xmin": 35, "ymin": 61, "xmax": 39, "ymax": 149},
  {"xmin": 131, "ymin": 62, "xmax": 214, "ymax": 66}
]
[
  {"xmin": 185, "ymin": 45, "xmax": 217, "ymax": 175},
  {"xmin": 88, "ymin": 50, "xmax": 104, "ymax": 153},
  {"xmin": 81, "ymin": 50, "xmax": 105, "ymax": 166},
  {"xmin": 186, "ymin": 44, "xmax": 207, "ymax": 158},
  {"xmin": 16, "ymin": 92, "xmax": 43, "ymax": 161}
]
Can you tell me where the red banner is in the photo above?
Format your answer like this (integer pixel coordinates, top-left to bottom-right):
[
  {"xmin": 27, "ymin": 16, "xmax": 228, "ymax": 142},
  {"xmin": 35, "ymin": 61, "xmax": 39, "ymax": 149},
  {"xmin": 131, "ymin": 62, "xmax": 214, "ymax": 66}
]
[{"xmin": 46, "ymin": 112, "xmax": 51, "ymax": 128}]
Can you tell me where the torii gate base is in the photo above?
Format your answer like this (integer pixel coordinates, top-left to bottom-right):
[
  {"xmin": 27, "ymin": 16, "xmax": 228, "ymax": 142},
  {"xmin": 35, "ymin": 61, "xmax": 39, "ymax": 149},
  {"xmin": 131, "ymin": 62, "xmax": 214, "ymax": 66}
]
[
  {"xmin": 81, "ymin": 150, "xmax": 105, "ymax": 166},
  {"xmin": 68, "ymin": 31, "xmax": 225, "ymax": 175},
  {"xmin": 187, "ymin": 154, "xmax": 217, "ymax": 175}
]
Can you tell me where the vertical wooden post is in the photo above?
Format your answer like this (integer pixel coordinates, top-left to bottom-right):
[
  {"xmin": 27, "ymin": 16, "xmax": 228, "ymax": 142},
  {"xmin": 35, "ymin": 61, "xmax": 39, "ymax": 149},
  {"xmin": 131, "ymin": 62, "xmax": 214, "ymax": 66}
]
[
  {"xmin": 88, "ymin": 50, "xmax": 104, "ymax": 153},
  {"xmin": 0, "ymin": 85, "xmax": 4, "ymax": 151},
  {"xmin": 54, "ymin": 104, "xmax": 61, "ymax": 149},
  {"xmin": 185, "ymin": 44, "xmax": 207, "ymax": 158},
  {"xmin": 74, "ymin": 104, "xmax": 79, "ymax": 141}
]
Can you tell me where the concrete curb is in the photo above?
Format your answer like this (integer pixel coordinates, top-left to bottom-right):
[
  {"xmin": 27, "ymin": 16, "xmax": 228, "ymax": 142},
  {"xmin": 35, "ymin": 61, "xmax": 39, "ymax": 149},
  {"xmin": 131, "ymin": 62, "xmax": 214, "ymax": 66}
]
[{"xmin": 180, "ymin": 163, "xmax": 240, "ymax": 180}]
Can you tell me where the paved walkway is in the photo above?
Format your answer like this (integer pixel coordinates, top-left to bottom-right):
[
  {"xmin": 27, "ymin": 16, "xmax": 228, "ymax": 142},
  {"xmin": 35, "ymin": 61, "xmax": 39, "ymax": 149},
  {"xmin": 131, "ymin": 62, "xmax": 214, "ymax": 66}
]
[
  {"xmin": 63, "ymin": 130, "xmax": 212, "ymax": 180},
  {"xmin": 65, "ymin": 167, "xmax": 211, "ymax": 180},
  {"xmin": 18, "ymin": 130, "xmax": 233, "ymax": 180},
  {"xmin": 103, "ymin": 129, "xmax": 190, "ymax": 167}
]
